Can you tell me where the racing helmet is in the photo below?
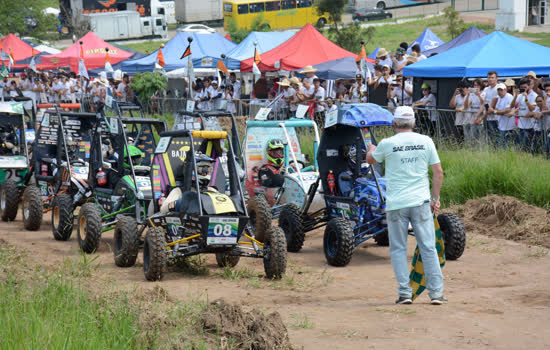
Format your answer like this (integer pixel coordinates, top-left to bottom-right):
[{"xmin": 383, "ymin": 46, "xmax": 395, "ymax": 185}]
[
  {"xmin": 195, "ymin": 153, "xmax": 215, "ymax": 188},
  {"xmin": 266, "ymin": 138, "xmax": 284, "ymax": 167},
  {"xmin": 124, "ymin": 144, "xmax": 144, "ymax": 168},
  {"xmin": 343, "ymin": 144, "xmax": 357, "ymax": 168}
]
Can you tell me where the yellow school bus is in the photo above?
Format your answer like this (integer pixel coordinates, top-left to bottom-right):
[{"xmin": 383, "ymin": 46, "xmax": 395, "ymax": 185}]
[{"xmin": 223, "ymin": 0, "xmax": 331, "ymax": 30}]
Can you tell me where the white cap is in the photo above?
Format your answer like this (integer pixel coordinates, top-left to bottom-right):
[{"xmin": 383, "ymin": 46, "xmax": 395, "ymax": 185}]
[
  {"xmin": 394, "ymin": 106, "xmax": 415, "ymax": 120},
  {"xmin": 496, "ymin": 83, "xmax": 506, "ymax": 90},
  {"xmin": 99, "ymin": 71, "xmax": 107, "ymax": 80},
  {"xmin": 212, "ymin": 80, "xmax": 218, "ymax": 84}
]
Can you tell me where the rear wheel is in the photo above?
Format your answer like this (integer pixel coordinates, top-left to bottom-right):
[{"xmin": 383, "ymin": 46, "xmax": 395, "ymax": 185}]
[
  {"xmin": 374, "ymin": 229, "xmax": 389, "ymax": 246},
  {"xmin": 215, "ymin": 252, "xmax": 240, "ymax": 268},
  {"xmin": 278, "ymin": 204, "xmax": 305, "ymax": 252},
  {"xmin": 437, "ymin": 213, "xmax": 466, "ymax": 260},
  {"xmin": 247, "ymin": 195, "xmax": 271, "ymax": 242},
  {"xmin": 51, "ymin": 193, "xmax": 74, "ymax": 241},
  {"xmin": 77, "ymin": 203, "xmax": 102, "ymax": 254},
  {"xmin": 317, "ymin": 18, "xmax": 327, "ymax": 27},
  {"xmin": 114, "ymin": 216, "xmax": 139, "ymax": 267},
  {"xmin": 143, "ymin": 227, "xmax": 167, "ymax": 281},
  {"xmin": 323, "ymin": 218, "xmax": 354, "ymax": 267},
  {"xmin": 22, "ymin": 186, "xmax": 43, "ymax": 231},
  {"xmin": 263, "ymin": 226, "xmax": 287, "ymax": 279},
  {"xmin": 0, "ymin": 179, "xmax": 19, "ymax": 222},
  {"xmin": 376, "ymin": 1, "xmax": 386, "ymax": 9}
]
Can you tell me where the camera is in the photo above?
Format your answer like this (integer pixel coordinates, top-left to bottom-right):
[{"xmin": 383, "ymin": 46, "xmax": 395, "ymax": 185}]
[{"xmin": 519, "ymin": 88, "xmax": 526, "ymax": 93}]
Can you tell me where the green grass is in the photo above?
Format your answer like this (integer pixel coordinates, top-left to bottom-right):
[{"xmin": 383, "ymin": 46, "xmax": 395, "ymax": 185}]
[
  {"xmin": 124, "ymin": 40, "xmax": 168, "ymax": 54},
  {"xmin": 439, "ymin": 148, "xmax": 550, "ymax": 209}
]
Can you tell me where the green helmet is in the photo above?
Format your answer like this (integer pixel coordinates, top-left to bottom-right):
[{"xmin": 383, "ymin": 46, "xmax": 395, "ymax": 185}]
[
  {"xmin": 124, "ymin": 144, "xmax": 144, "ymax": 168},
  {"xmin": 266, "ymin": 138, "xmax": 284, "ymax": 167}
]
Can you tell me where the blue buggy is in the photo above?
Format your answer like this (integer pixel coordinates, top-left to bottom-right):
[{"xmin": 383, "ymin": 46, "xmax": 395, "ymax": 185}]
[{"xmin": 279, "ymin": 103, "xmax": 466, "ymax": 266}]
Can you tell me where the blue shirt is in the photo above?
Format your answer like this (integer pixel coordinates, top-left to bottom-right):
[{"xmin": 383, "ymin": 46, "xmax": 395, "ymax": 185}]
[{"xmin": 371, "ymin": 132, "xmax": 440, "ymax": 211}]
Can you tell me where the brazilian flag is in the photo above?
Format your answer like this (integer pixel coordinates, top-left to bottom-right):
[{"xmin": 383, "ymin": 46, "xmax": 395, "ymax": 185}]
[
  {"xmin": 0, "ymin": 61, "xmax": 8, "ymax": 79},
  {"xmin": 409, "ymin": 216, "xmax": 446, "ymax": 300}
]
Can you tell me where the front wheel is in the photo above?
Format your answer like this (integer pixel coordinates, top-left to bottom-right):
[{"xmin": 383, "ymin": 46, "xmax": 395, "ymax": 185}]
[
  {"xmin": 323, "ymin": 218, "xmax": 354, "ymax": 267},
  {"xmin": 247, "ymin": 195, "xmax": 272, "ymax": 242},
  {"xmin": 0, "ymin": 179, "xmax": 19, "ymax": 222},
  {"xmin": 77, "ymin": 203, "xmax": 102, "ymax": 254},
  {"xmin": 51, "ymin": 193, "xmax": 74, "ymax": 241},
  {"xmin": 263, "ymin": 226, "xmax": 287, "ymax": 279},
  {"xmin": 438, "ymin": 213, "xmax": 466, "ymax": 260},
  {"xmin": 317, "ymin": 18, "xmax": 327, "ymax": 27},
  {"xmin": 278, "ymin": 204, "xmax": 304, "ymax": 252},
  {"xmin": 22, "ymin": 186, "xmax": 43, "ymax": 230},
  {"xmin": 114, "ymin": 216, "xmax": 139, "ymax": 267},
  {"xmin": 143, "ymin": 227, "xmax": 167, "ymax": 281},
  {"xmin": 215, "ymin": 252, "xmax": 240, "ymax": 268}
]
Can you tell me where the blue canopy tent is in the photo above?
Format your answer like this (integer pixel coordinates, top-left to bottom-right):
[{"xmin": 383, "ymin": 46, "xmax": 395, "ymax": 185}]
[
  {"xmin": 423, "ymin": 26, "xmax": 486, "ymax": 57},
  {"xmin": 367, "ymin": 47, "xmax": 380, "ymax": 60},
  {"xmin": 295, "ymin": 56, "xmax": 359, "ymax": 80},
  {"xmin": 225, "ymin": 31, "xmax": 294, "ymax": 70},
  {"xmin": 403, "ymin": 31, "xmax": 550, "ymax": 78},
  {"xmin": 121, "ymin": 32, "xmax": 236, "ymax": 73},
  {"xmin": 408, "ymin": 28, "xmax": 444, "ymax": 53}
]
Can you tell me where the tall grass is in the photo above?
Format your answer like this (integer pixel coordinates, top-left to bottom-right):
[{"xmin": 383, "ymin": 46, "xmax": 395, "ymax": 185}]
[{"xmin": 439, "ymin": 149, "xmax": 550, "ymax": 208}]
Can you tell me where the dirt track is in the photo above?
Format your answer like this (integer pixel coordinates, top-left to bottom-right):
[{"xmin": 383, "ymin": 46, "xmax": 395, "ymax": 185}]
[{"xmin": 1, "ymin": 197, "xmax": 550, "ymax": 349}]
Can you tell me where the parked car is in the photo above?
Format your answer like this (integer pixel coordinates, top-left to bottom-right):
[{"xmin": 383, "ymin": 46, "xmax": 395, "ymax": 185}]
[
  {"xmin": 177, "ymin": 24, "xmax": 216, "ymax": 33},
  {"xmin": 353, "ymin": 8, "xmax": 392, "ymax": 21}
]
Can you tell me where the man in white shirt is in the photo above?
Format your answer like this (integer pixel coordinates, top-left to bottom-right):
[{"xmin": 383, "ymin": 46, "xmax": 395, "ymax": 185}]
[
  {"xmin": 229, "ymin": 73, "xmax": 241, "ymax": 99},
  {"xmin": 410, "ymin": 44, "xmax": 427, "ymax": 61},
  {"xmin": 376, "ymin": 48, "xmax": 392, "ymax": 68},
  {"xmin": 527, "ymin": 96, "xmax": 548, "ymax": 153},
  {"xmin": 492, "ymin": 83, "xmax": 515, "ymax": 148},
  {"xmin": 391, "ymin": 47, "xmax": 407, "ymax": 73},
  {"xmin": 387, "ymin": 75, "xmax": 412, "ymax": 106},
  {"xmin": 19, "ymin": 73, "xmax": 32, "ymax": 92},
  {"xmin": 312, "ymin": 78, "xmax": 325, "ymax": 113},
  {"xmin": 116, "ymin": 74, "xmax": 130, "ymax": 102},
  {"xmin": 477, "ymin": 71, "xmax": 500, "ymax": 144},
  {"xmin": 449, "ymin": 82, "xmax": 470, "ymax": 142},
  {"xmin": 300, "ymin": 65, "xmax": 318, "ymax": 85},
  {"xmin": 413, "ymin": 83, "xmax": 437, "ymax": 135},
  {"xmin": 511, "ymin": 79, "xmax": 537, "ymax": 152}
]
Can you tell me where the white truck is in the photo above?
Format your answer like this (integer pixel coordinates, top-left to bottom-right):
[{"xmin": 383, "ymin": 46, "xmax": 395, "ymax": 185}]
[
  {"xmin": 84, "ymin": 11, "xmax": 168, "ymax": 41},
  {"xmin": 175, "ymin": 0, "xmax": 224, "ymax": 25}
]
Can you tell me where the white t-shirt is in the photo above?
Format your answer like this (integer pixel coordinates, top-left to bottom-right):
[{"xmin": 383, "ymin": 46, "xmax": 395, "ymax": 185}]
[
  {"xmin": 393, "ymin": 57, "xmax": 406, "ymax": 71},
  {"xmin": 116, "ymin": 82, "xmax": 128, "ymax": 102},
  {"xmin": 416, "ymin": 54, "xmax": 427, "ymax": 62},
  {"xmin": 303, "ymin": 75, "xmax": 317, "ymax": 85},
  {"xmin": 517, "ymin": 90, "xmax": 537, "ymax": 129},
  {"xmin": 496, "ymin": 93, "xmax": 515, "ymax": 131},
  {"xmin": 483, "ymin": 85, "xmax": 499, "ymax": 121},
  {"xmin": 313, "ymin": 86, "xmax": 325, "ymax": 112},
  {"xmin": 223, "ymin": 91, "xmax": 236, "ymax": 114},
  {"xmin": 299, "ymin": 85, "xmax": 314, "ymax": 105},
  {"xmin": 454, "ymin": 94, "xmax": 468, "ymax": 125},
  {"xmin": 420, "ymin": 93, "xmax": 437, "ymax": 121},
  {"xmin": 533, "ymin": 106, "xmax": 542, "ymax": 131},
  {"xmin": 468, "ymin": 92, "xmax": 483, "ymax": 119},
  {"xmin": 287, "ymin": 87, "xmax": 297, "ymax": 111},
  {"xmin": 378, "ymin": 57, "xmax": 392, "ymax": 67},
  {"xmin": 371, "ymin": 132, "xmax": 440, "ymax": 211}
]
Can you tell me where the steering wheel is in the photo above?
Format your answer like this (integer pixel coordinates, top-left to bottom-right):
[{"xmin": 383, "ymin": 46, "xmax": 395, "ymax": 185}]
[
  {"xmin": 288, "ymin": 160, "xmax": 306, "ymax": 173},
  {"xmin": 70, "ymin": 160, "xmax": 87, "ymax": 166}
]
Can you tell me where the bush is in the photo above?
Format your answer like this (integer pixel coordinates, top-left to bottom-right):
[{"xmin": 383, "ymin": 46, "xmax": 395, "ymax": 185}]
[{"xmin": 130, "ymin": 72, "xmax": 167, "ymax": 107}]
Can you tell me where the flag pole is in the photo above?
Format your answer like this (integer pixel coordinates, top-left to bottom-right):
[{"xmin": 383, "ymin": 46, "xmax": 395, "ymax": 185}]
[{"xmin": 187, "ymin": 36, "xmax": 193, "ymax": 100}]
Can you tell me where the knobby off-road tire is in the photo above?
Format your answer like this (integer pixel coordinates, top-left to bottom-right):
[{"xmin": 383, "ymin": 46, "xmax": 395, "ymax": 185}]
[
  {"xmin": 247, "ymin": 195, "xmax": 272, "ymax": 243},
  {"xmin": 374, "ymin": 229, "xmax": 389, "ymax": 246},
  {"xmin": 114, "ymin": 216, "xmax": 139, "ymax": 267},
  {"xmin": 323, "ymin": 218, "xmax": 354, "ymax": 267},
  {"xmin": 0, "ymin": 179, "xmax": 19, "ymax": 222},
  {"xmin": 22, "ymin": 186, "xmax": 43, "ymax": 231},
  {"xmin": 51, "ymin": 193, "xmax": 74, "ymax": 241},
  {"xmin": 143, "ymin": 227, "xmax": 167, "ymax": 281},
  {"xmin": 215, "ymin": 252, "xmax": 240, "ymax": 268},
  {"xmin": 263, "ymin": 226, "xmax": 287, "ymax": 279},
  {"xmin": 77, "ymin": 203, "xmax": 102, "ymax": 254},
  {"xmin": 437, "ymin": 213, "xmax": 466, "ymax": 260},
  {"xmin": 278, "ymin": 204, "xmax": 305, "ymax": 252}
]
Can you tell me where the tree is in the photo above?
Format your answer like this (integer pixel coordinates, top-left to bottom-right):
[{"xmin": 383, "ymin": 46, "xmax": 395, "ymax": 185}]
[
  {"xmin": 443, "ymin": 6, "xmax": 465, "ymax": 39},
  {"xmin": 227, "ymin": 14, "xmax": 271, "ymax": 44},
  {"xmin": 131, "ymin": 72, "xmax": 168, "ymax": 109},
  {"xmin": 315, "ymin": 0, "xmax": 346, "ymax": 32},
  {"xmin": 326, "ymin": 22, "xmax": 376, "ymax": 53},
  {"xmin": 0, "ymin": 0, "xmax": 58, "ymax": 40}
]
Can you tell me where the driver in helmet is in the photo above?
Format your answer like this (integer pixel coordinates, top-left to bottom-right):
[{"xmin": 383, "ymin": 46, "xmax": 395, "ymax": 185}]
[
  {"xmin": 124, "ymin": 144, "xmax": 144, "ymax": 168},
  {"xmin": 0, "ymin": 124, "xmax": 18, "ymax": 155},
  {"xmin": 338, "ymin": 144, "xmax": 358, "ymax": 197},
  {"xmin": 255, "ymin": 138, "xmax": 285, "ymax": 188},
  {"xmin": 160, "ymin": 153, "xmax": 216, "ymax": 213}
]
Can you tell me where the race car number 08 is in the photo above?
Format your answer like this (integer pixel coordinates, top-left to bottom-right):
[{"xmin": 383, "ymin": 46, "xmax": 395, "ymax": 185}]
[{"xmin": 213, "ymin": 224, "xmax": 233, "ymax": 236}]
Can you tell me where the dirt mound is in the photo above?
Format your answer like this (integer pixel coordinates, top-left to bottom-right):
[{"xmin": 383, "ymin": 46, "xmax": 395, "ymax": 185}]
[
  {"xmin": 201, "ymin": 299, "xmax": 293, "ymax": 350},
  {"xmin": 450, "ymin": 195, "xmax": 550, "ymax": 248}
]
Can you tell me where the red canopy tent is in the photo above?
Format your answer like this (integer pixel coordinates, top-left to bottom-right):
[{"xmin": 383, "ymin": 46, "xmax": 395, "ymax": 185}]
[
  {"xmin": 41, "ymin": 32, "xmax": 133, "ymax": 72},
  {"xmin": 240, "ymin": 24, "xmax": 356, "ymax": 72},
  {"xmin": 1, "ymin": 34, "xmax": 38, "ymax": 62}
]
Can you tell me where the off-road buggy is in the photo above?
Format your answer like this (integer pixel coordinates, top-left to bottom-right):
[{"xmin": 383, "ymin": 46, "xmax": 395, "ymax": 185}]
[
  {"xmin": 278, "ymin": 103, "xmax": 466, "ymax": 266},
  {"xmin": 243, "ymin": 118, "xmax": 325, "ymax": 246},
  {"xmin": 0, "ymin": 101, "xmax": 34, "ymax": 222},
  {"xmin": 138, "ymin": 129, "xmax": 287, "ymax": 281}
]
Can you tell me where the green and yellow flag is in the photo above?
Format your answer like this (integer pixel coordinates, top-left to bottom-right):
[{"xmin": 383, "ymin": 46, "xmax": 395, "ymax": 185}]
[{"xmin": 409, "ymin": 216, "xmax": 446, "ymax": 300}]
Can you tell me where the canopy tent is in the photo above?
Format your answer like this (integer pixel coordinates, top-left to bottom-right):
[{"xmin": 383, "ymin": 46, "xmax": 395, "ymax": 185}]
[
  {"xmin": 225, "ymin": 31, "xmax": 295, "ymax": 70},
  {"xmin": 295, "ymin": 56, "xmax": 359, "ymax": 80},
  {"xmin": 423, "ymin": 26, "xmax": 486, "ymax": 57},
  {"xmin": 121, "ymin": 32, "xmax": 236, "ymax": 73},
  {"xmin": 367, "ymin": 47, "xmax": 380, "ymax": 60},
  {"xmin": 88, "ymin": 51, "xmax": 148, "ymax": 77},
  {"xmin": 1, "ymin": 34, "xmax": 37, "ymax": 62},
  {"xmin": 240, "ymin": 24, "xmax": 356, "ymax": 72},
  {"xmin": 40, "ymin": 32, "xmax": 133, "ymax": 72},
  {"xmin": 21, "ymin": 39, "xmax": 60, "ymax": 55},
  {"xmin": 408, "ymin": 28, "xmax": 444, "ymax": 53},
  {"xmin": 403, "ymin": 31, "xmax": 550, "ymax": 78}
]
